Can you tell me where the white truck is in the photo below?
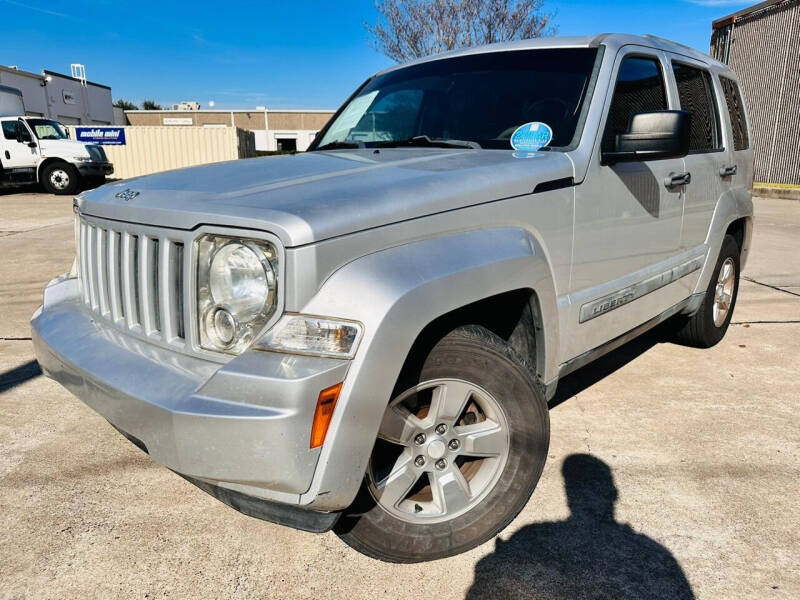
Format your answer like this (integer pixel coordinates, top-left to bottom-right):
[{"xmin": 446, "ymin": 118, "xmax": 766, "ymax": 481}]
[{"xmin": 0, "ymin": 85, "xmax": 113, "ymax": 195}]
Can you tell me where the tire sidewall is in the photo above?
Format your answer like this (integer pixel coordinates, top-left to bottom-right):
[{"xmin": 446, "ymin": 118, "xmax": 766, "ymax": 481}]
[
  {"xmin": 702, "ymin": 235, "xmax": 741, "ymax": 344},
  {"xmin": 42, "ymin": 163, "xmax": 79, "ymax": 195},
  {"xmin": 337, "ymin": 327, "xmax": 549, "ymax": 562}
]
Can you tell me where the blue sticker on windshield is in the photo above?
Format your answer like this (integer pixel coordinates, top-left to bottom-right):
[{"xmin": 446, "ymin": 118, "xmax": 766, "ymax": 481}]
[{"xmin": 510, "ymin": 122, "xmax": 553, "ymax": 152}]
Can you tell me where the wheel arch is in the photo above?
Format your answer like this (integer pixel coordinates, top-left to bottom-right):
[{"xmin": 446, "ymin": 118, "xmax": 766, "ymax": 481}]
[
  {"xmin": 37, "ymin": 157, "xmax": 74, "ymax": 182},
  {"xmin": 298, "ymin": 226, "xmax": 559, "ymax": 510},
  {"xmin": 693, "ymin": 188, "xmax": 753, "ymax": 301}
]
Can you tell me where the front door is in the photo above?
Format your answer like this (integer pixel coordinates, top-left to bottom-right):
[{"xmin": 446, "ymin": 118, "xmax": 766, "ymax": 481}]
[
  {"xmin": 1, "ymin": 119, "xmax": 39, "ymax": 169},
  {"xmin": 566, "ymin": 48, "xmax": 688, "ymax": 360}
]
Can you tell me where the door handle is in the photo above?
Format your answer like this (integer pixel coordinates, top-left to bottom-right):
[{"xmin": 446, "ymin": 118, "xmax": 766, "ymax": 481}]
[
  {"xmin": 719, "ymin": 164, "xmax": 737, "ymax": 177},
  {"xmin": 664, "ymin": 172, "xmax": 691, "ymax": 188}
]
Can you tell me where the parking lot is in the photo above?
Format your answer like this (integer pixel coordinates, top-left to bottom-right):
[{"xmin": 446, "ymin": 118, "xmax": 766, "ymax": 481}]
[{"xmin": 1, "ymin": 190, "xmax": 798, "ymax": 599}]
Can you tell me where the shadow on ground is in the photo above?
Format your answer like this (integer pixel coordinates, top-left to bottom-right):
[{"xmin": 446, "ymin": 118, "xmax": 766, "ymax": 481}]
[
  {"xmin": 467, "ymin": 454, "xmax": 694, "ymax": 599},
  {"xmin": 549, "ymin": 327, "xmax": 662, "ymax": 409},
  {"xmin": 0, "ymin": 359, "xmax": 42, "ymax": 393}
]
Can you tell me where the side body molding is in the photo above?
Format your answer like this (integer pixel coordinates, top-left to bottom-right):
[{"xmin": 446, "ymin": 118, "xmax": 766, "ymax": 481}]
[{"xmin": 297, "ymin": 227, "xmax": 559, "ymax": 510}]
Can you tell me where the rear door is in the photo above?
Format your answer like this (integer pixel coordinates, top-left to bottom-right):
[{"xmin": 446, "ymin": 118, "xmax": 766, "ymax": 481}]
[
  {"xmin": 567, "ymin": 48, "xmax": 688, "ymax": 360},
  {"xmin": 667, "ymin": 55, "xmax": 727, "ymax": 251}
]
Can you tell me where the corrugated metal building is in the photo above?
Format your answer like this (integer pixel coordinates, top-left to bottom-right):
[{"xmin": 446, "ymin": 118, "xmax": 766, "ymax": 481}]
[
  {"xmin": 125, "ymin": 109, "xmax": 334, "ymax": 152},
  {"xmin": 0, "ymin": 65, "xmax": 113, "ymax": 125},
  {"xmin": 711, "ymin": 0, "xmax": 800, "ymax": 184}
]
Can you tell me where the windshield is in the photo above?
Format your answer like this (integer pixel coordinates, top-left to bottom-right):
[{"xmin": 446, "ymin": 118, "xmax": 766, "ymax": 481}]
[
  {"xmin": 26, "ymin": 119, "xmax": 69, "ymax": 140},
  {"xmin": 313, "ymin": 48, "xmax": 600, "ymax": 151}
]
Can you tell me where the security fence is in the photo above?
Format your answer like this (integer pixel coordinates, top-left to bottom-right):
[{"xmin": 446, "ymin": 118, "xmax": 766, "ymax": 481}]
[{"xmin": 711, "ymin": 0, "xmax": 800, "ymax": 185}]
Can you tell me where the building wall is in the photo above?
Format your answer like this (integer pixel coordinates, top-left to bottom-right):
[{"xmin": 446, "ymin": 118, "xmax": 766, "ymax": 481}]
[
  {"xmin": 0, "ymin": 66, "xmax": 113, "ymax": 125},
  {"xmin": 711, "ymin": 0, "xmax": 800, "ymax": 184},
  {"xmin": 125, "ymin": 109, "xmax": 334, "ymax": 152}
]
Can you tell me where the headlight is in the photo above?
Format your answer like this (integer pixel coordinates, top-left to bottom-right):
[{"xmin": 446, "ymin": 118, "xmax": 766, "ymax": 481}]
[
  {"xmin": 256, "ymin": 315, "xmax": 363, "ymax": 359},
  {"xmin": 72, "ymin": 156, "xmax": 91, "ymax": 162},
  {"xmin": 197, "ymin": 235, "xmax": 277, "ymax": 354}
]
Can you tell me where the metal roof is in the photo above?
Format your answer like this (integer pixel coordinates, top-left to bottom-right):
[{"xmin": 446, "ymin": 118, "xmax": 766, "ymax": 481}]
[{"xmin": 712, "ymin": 0, "xmax": 794, "ymax": 28}]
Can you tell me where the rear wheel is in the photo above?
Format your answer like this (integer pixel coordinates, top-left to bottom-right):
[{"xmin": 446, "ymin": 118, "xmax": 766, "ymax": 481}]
[
  {"xmin": 672, "ymin": 234, "xmax": 740, "ymax": 347},
  {"xmin": 41, "ymin": 162, "xmax": 79, "ymax": 195},
  {"xmin": 335, "ymin": 325, "xmax": 549, "ymax": 562}
]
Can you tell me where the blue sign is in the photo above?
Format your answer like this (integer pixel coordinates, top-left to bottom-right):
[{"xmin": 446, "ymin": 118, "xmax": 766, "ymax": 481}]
[
  {"xmin": 74, "ymin": 127, "xmax": 126, "ymax": 145},
  {"xmin": 510, "ymin": 122, "xmax": 553, "ymax": 153}
]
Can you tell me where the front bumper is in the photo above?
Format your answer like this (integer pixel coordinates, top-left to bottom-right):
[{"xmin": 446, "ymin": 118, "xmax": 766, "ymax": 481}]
[
  {"xmin": 31, "ymin": 278, "xmax": 350, "ymax": 516},
  {"xmin": 76, "ymin": 161, "xmax": 113, "ymax": 176}
]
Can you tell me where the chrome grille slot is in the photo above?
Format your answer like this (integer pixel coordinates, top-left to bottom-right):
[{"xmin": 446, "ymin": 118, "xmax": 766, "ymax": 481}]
[{"xmin": 78, "ymin": 217, "xmax": 190, "ymax": 351}]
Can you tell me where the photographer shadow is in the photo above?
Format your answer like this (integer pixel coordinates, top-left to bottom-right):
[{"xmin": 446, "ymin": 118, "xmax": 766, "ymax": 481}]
[{"xmin": 466, "ymin": 454, "xmax": 694, "ymax": 600}]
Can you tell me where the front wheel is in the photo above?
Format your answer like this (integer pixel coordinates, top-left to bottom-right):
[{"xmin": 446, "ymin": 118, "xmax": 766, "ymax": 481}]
[
  {"xmin": 41, "ymin": 162, "xmax": 80, "ymax": 195},
  {"xmin": 335, "ymin": 325, "xmax": 549, "ymax": 562}
]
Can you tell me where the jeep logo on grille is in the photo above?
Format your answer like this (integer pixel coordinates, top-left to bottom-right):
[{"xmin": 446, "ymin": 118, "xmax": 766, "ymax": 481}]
[{"xmin": 115, "ymin": 189, "xmax": 140, "ymax": 201}]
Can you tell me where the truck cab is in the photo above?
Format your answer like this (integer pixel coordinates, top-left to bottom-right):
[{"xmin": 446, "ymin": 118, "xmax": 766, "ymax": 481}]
[{"xmin": 0, "ymin": 85, "xmax": 113, "ymax": 194}]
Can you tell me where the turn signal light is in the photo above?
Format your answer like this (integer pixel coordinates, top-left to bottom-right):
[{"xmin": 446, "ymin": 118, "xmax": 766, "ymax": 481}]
[{"xmin": 310, "ymin": 383, "xmax": 343, "ymax": 448}]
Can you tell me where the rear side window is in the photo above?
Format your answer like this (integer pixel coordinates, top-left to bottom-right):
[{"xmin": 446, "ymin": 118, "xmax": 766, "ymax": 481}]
[
  {"xmin": 672, "ymin": 62, "xmax": 721, "ymax": 152},
  {"xmin": 719, "ymin": 76, "xmax": 749, "ymax": 150},
  {"xmin": 602, "ymin": 56, "xmax": 668, "ymax": 153}
]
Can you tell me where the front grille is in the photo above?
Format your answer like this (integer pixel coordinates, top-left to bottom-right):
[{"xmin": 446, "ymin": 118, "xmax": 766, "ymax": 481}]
[{"xmin": 78, "ymin": 216, "xmax": 188, "ymax": 349}]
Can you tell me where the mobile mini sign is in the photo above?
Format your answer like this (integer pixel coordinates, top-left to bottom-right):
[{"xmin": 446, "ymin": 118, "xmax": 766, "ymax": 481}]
[{"xmin": 74, "ymin": 127, "xmax": 126, "ymax": 145}]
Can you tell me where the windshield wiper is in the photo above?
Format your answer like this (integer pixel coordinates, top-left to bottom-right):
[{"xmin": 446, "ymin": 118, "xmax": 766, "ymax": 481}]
[
  {"xmin": 377, "ymin": 135, "xmax": 481, "ymax": 150},
  {"xmin": 314, "ymin": 140, "xmax": 365, "ymax": 151}
]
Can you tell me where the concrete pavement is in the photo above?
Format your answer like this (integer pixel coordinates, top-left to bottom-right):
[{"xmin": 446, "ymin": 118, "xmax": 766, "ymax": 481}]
[{"xmin": 1, "ymin": 191, "xmax": 798, "ymax": 599}]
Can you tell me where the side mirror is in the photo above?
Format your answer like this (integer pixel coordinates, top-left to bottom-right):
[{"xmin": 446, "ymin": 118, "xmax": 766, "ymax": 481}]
[{"xmin": 602, "ymin": 110, "xmax": 690, "ymax": 165}]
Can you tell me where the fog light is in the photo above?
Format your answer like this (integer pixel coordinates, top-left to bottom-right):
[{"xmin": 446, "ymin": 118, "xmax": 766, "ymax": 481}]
[{"xmin": 204, "ymin": 306, "xmax": 238, "ymax": 348}]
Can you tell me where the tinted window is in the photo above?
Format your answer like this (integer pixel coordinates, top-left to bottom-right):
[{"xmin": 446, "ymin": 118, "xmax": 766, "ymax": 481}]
[
  {"xmin": 602, "ymin": 57, "xmax": 668, "ymax": 153},
  {"xmin": 315, "ymin": 48, "xmax": 600, "ymax": 150},
  {"xmin": 348, "ymin": 89, "xmax": 423, "ymax": 143},
  {"xmin": 672, "ymin": 63, "xmax": 721, "ymax": 152},
  {"xmin": 719, "ymin": 76, "xmax": 749, "ymax": 150},
  {"xmin": 2, "ymin": 121, "xmax": 19, "ymax": 141}
]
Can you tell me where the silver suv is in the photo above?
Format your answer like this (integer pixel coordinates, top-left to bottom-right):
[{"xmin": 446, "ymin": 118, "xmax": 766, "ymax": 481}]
[{"xmin": 32, "ymin": 34, "xmax": 753, "ymax": 562}]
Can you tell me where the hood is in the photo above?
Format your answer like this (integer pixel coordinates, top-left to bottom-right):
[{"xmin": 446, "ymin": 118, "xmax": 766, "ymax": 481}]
[
  {"xmin": 39, "ymin": 138, "xmax": 89, "ymax": 157},
  {"xmin": 78, "ymin": 148, "xmax": 574, "ymax": 247}
]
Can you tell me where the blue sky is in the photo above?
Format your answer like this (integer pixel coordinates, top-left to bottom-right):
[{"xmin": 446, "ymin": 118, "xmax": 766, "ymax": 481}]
[{"xmin": 0, "ymin": 0, "xmax": 753, "ymax": 110}]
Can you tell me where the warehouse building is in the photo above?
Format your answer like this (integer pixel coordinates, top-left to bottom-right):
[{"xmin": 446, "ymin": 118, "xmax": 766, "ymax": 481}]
[
  {"xmin": 0, "ymin": 64, "xmax": 113, "ymax": 125},
  {"xmin": 125, "ymin": 108, "xmax": 334, "ymax": 152},
  {"xmin": 711, "ymin": 0, "xmax": 800, "ymax": 184}
]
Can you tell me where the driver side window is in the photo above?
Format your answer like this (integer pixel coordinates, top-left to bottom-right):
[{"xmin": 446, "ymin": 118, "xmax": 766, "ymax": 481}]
[
  {"xmin": 602, "ymin": 56, "xmax": 668, "ymax": 153},
  {"xmin": 2, "ymin": 121, "xmax": 19, "ymax": 141}
]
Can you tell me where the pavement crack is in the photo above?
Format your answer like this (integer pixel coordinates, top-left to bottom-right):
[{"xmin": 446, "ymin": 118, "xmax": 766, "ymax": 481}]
[
  {"xmin": 573, "ymin": 394, "xmax": 592, "ymax": 452},
  {"xmin": 0, "ymin": 337, "xmax": 32, "ymax": 341},
  {"xmin": 732, "ymin": 320, "xmax": 800, "ymax": 325},
  {"xmin": 742, "ymin": 276, "xmax": 800, "ymax": 298}
]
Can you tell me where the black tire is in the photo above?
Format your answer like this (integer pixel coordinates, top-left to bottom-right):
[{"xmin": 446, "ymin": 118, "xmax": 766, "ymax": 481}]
[
  {"xmin": 672, "ymin": 234, "xmax": 740, "ymax": 348},
  {"xmin": 40, "ymin": 162, "xmax": 80, "ymax": 195},
  {"xmin": 335, "ymin": 325, "xmax": 549, "ymax": 563}
]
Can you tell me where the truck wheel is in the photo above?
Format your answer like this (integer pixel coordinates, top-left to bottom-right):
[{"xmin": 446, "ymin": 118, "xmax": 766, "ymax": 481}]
[
  {"xmin": 41, "ymin": 162, "xmax": 79, "ymax": 195},
  {"xmin": 672, "ymin": 234, "xmax": 740, "ymax": 348},
  {"xmin": 335, "ymin": 325, "xmax": 549, "ymax": 562}
]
